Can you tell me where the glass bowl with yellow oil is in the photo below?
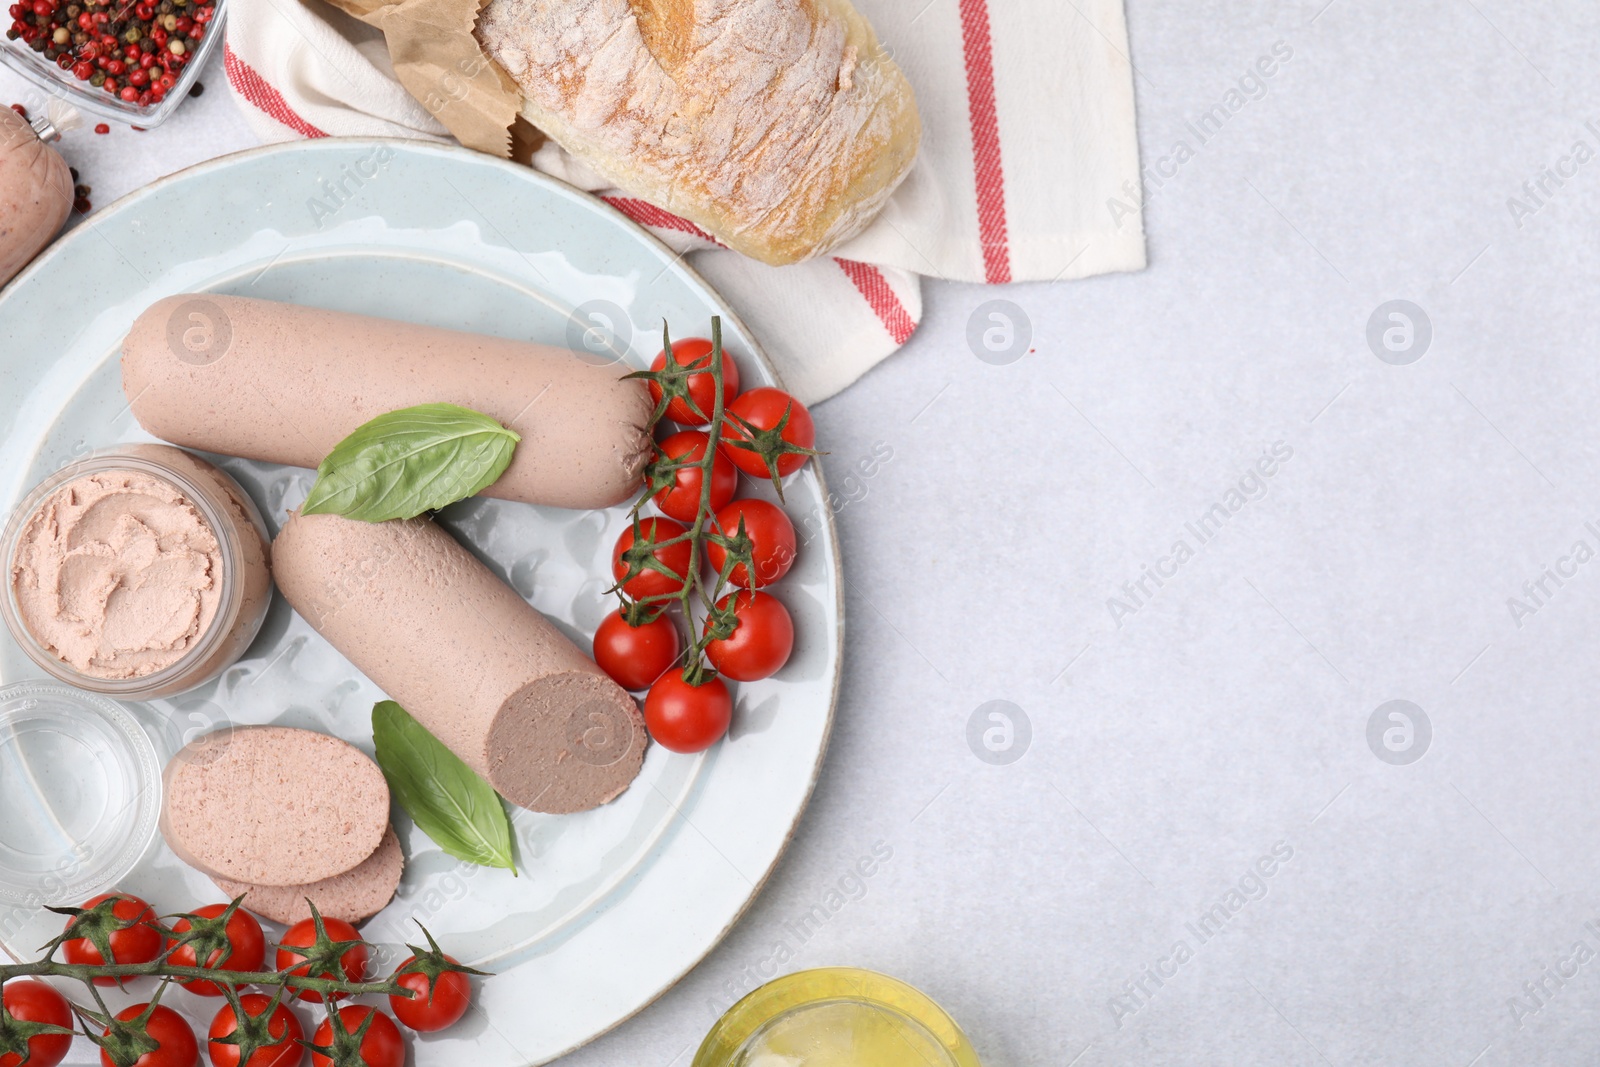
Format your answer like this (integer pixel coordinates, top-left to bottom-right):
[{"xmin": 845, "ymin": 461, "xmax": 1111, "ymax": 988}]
[{"xmin": 693, "ymin": 968, "xmax": 982, "ymax": 1067}]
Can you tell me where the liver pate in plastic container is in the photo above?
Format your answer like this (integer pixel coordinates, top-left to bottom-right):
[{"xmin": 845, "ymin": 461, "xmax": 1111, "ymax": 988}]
[{"xmin": 1, "ymin": 443, "xmax": 271, "ymax": 699}]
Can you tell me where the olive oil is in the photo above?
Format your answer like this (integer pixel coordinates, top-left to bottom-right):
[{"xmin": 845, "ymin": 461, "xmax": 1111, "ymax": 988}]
[{"xmin": 694, "ymin": 969, "xmax": 981, "ymax": 1067}]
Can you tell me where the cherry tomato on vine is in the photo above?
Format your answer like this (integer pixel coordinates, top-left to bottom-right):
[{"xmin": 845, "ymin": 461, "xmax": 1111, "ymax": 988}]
[
  {"xmin": 611, "ymin": 517, "xmax": 693, "ymax": 599},
  {"xmin": 720, "ymin": 388, "xmax": 815, "ymax": 481},
  {"xmin": 593, "ymin": 610, "xmax": 682, "ymax": 691},
  {"xmin": 63, "ymin": 892, "xmax": 163, "ymax": 983},
  {"xmin": 206, "ymin": 994, "xmax": 303, "ymax": 1067},
  {"xmin": 388, "ymin": 955, "xmax": 472, "ymax": 1033},
  {"xmin": 648, "ymin": 337, "xmax": 741, "ymax": 425},
  {"xmin": 651, "ymin": 430, "xmax": 737, "ymax": 523},
  {"xmin": 275, "ymin": 917, "xmax": 368, "ymax": 1003},
  {"xmin": 0, "ymin": 980, "xmax": 72, "ymax": 1067},
  {"xmin": 309, "ymin": 1008, "xmax": 402, "ymax": 1067},
  {"xmin": 101, "ymin": 1005, "xmax": 198, "ymax": 1067},
  {"xmin": 168, "ymin": 904, "xmax": 267, "ymax": 996},
  {"xmin": 644, "ymin": 671, "xmax": 733, "ymax": 753},
  {"xmin": 705, "ymin": 590, "xmax": 794, "ymax": 682},
  {"xmin": 706, "ymin": 499, "xmax": 796, "ymax": 588}
]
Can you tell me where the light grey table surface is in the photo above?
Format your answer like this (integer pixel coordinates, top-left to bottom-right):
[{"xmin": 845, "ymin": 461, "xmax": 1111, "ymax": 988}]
[{"xmin": 8, "ymin": 2, "xmax": 1600, "ymax": 1064}]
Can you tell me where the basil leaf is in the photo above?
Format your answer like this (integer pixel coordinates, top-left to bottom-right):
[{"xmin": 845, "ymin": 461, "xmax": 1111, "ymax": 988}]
[
  {"xmin": 372, "ymin": 700, "xmax": 517, "ymax": 873},
  {"xmin": 302, "ymin": 403, "xmax": 521, "ymax": 522}
]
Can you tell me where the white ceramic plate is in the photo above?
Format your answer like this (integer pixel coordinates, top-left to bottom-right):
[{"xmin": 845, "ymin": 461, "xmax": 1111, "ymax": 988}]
[{"xmin": 0, "ymin": 140, "xmax": 840, "ymax": 1065}]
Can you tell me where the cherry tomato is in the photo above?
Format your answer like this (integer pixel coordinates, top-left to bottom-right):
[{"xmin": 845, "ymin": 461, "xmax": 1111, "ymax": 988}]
[
  {"xmin": 651, "ymin": 430, "xmax": 736, "ymax": 523},
  {"xmin": 706, "ymin": 499, "xmax": 796, "ymax": 588},
  {"xmin": 720, "ymin": 388, "xmax": 815, "ymax": 480},
  {"xmin": 63, "ymin": 893, "xmax": 163, "ymax": 984},
  {"xmin": 388, "ymin": 956, "xmax": 472, "ymax": 1033},
  {"xmin": 101, "ymin": 1005, "xmax": 198, "ymax": 1067},
  {"xmin": 206, "ymin": 994, "xmax": 303, "ymax": 1067},
  {"xmin": 611, "ymin": 517, "xmax": 692, "ymax": 599},
  {"xmin": 0, "ymin": 980, "xmax": 72, "ymax": 1067},
  {"xmin": 648, "ymin": 337, "xmax": 741, "ymax": 425},
  {"xmin": 644, "ymin": 671, "xmax": 732, "ymax": 753},
  {"xmin": 593, "ymin": 610, "xmax": 682, "ymax": 691},
  {"xmin": 309, "ymin": 1008, "xmax": 402, "ymax": 1067},
  {"xmin": 705, "ymin": 591, "xmax": 794, "ymax": 682},
  {"xmin": 168, "ymin": 904, "xmax": 266, "ymax": 996},
  {"xmin": 275, "ymin": 917, "xmax": 367, "ymax": 1003}
]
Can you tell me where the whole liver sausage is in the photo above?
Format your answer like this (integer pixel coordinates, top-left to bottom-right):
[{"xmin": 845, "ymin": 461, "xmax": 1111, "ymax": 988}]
[
  {"xmin": 211, "ymin": 825, "xmax": 404, "ymax": 926},
  {"xmin": 272, "ymin": 511, "xmax": 647, "ymax": 814},
  {"xmin": 162, "ymin": 726, "xmax": 390, "ymax": 886},
  {"xmin": 0, "ymin": 108, "xmax": 71, "ymax": 287},
  {"xmin": 120, "ymin": 294, "xmax": 654, "ymax": 510}
]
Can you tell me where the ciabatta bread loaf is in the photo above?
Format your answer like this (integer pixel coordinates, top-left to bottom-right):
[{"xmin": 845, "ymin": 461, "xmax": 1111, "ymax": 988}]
[{"xmin": 475, "ymin": 0, "xmax": 920, "ymax": 266}]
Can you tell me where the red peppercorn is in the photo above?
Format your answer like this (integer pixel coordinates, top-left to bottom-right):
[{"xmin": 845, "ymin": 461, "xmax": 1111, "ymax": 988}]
[
  {"xmin": 29, "ymin": 0, "xmax": 51, "ymax": 17},
  {"xmin": 72, "ymin": 59, "xmax": 91, "ymax": 77},
  {"xmin": 148, "ymin": 85, "xmax": 163, "ymax": 101},
  {"xmin": 8, "ymin": 102, "xmax": 25, "ymax": 117},
  {"xmin": 93, "ymin": 122, "xmax": 108, "ymax": 133},
  {"xmin": 132, "ymin": 1, "xmax": 149, "ymax": 15},
  {"xmin": 8, "ymin": 4, "xmax": 24, "ymax": 18},
  {"xmin": 118, "ymin": 85, "xmax": 136, "ymax": 100},
  {"xmin": 104, "ymin": 57, "xmax": 121, "ymax": 72},
  {"xmin": 127, "ymin": 66, "xmax": 145, "ymax": 85},
  {"xmin": 155, "ymin": 71, "xmax": 172, "ymax": 87}
]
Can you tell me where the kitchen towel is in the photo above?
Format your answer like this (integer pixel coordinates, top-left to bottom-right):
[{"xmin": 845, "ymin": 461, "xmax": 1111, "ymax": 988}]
[{"xmin": 222, "ymin": 0, "xmax": 1146, "ymax": 402}]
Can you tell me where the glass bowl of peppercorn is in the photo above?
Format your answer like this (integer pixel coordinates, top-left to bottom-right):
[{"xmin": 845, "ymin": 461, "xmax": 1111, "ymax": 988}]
[{"xmin": 1, "ymin": 0, "xmax": 222, "ymax": 127}]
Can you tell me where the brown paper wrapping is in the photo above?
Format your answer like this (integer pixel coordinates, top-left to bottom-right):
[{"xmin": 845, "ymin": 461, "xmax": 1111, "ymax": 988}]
[{"xmin": 318, "ymin": 0, "xmax": 528, "ymax": 158}]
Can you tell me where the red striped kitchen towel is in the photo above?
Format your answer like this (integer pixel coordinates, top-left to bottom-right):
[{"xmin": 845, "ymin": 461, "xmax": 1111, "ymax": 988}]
[{"xmin": 221, "ymin": 0, "xmax": 1145, "ymax": 402}]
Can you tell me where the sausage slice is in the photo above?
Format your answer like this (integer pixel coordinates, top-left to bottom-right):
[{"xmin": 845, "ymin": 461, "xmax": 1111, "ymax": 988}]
[
  {"xmin": 211, "ymin": 825, "xmax": 404, "ymax": 926},
  {"xmin": 161, "ymin": 726, "xmax": 390, "ymax": 886}
]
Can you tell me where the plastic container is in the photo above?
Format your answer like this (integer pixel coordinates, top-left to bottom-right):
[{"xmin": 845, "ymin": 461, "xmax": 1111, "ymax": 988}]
[
  {"xmin": 694, "ymin": 969, "xmax": 982, "ymax": 1067},
  {"xmin": 0, "ymin": 0, "xmax": 225, "ymax": 129},
  {"xmin": 0, "ymin": 681, "xmax": 161, "ymax": 906},
  {"xmin": 1, "ymin": 444, "xmax": 272, "ymax": 700}
]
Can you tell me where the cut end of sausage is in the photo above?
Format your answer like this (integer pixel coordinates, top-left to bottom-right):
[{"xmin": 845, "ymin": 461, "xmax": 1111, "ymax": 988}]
[
  {"xmin": 211, "ymin": 825, "xmax": 404, "ymax": 926},
  {"xmin": 488, "ymin": 673, "xmax": 648, "ymax": 814},
  {"xmin": 161, "ymin": 726, "xmax": 390, "ymax": 887}
]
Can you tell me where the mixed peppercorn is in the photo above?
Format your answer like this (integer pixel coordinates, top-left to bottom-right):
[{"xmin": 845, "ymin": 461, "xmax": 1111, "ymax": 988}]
[{"xmin": 5, "ymin": 0, "xmax": 213, "ymax": 108}]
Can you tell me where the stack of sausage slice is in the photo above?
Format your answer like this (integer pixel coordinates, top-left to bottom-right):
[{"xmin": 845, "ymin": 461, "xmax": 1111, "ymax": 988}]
[{"xmin": 161, "ymin": 726, "xmax": 403, "ymax": 924}]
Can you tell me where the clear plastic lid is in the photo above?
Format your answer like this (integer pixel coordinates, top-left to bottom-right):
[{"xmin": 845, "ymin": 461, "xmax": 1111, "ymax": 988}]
[{"xmin": 0, "ymin": 681, "xmax": 160, "ymax": 906}]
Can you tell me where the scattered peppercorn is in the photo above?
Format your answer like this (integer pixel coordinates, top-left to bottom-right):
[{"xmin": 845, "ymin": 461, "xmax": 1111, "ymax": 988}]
[
  {"xmin": 188, "ymin": 78, "xmax": 201, "ymax": 96},
  {"xmin": 93, "ymin": 121, "xmax": 108, "ymax": 133}
]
